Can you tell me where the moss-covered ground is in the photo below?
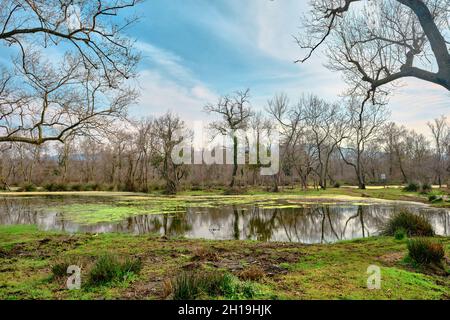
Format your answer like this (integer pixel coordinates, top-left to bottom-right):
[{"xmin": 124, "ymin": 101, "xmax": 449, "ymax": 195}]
[{"xmin": 0, "ymin": 225, "xmax": 448, "ymax": 300}]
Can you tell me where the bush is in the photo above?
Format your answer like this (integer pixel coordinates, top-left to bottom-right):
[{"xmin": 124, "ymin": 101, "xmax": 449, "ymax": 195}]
[
  {"xmin": 407, "ymin": 238, "xmax": 445, "ymax": 265},
  {"xmin": 19, "ymin": 183, "xmax": 37, "ymax": 192},
  {"xmin": 333, "ymin": 182, "xmax": 341, "ymax": 188},
  {"xmin": 381, "ymin": 210, "xmax": 434, "ymax": 237},
  {"xmin": 394, "ymin": 228, "xmax": 407, "ymax": 240},
  {"xmin": 403, "ymin": 182, "xmax": 420, "ymax": 192},
  {"xmin": 86, "ymin": 183, "xmax": 103, "ymax": 191},
  {"xmin": 421, "ymin": 183, "xmax": 432, "ymax": 194},
  {"xmin": 171, "ymin": 271, "xmax": 257, "ymax": 300},
  {"xmin": 87, "ymin": 255, "xmax": 142, "ymax": 286},
  {"xmin": 44, "ymin": 183, "xmax": 69, "ymax": 192},
  {"xmin": 428, "ymin": 194, "xmax": 438, "ymax": 202},
  {"xmin": 83, "ymin": 184, "xmax": 94, "ymax": 191},
  {"xmin": 190, "ymin": 184, "xmax": 202, "ymax": 191},
  {"xmin": 223, "ymin": 187, "xmax": 247, "ymax": 195},
  {"xmin": 70, "ymin": 184, "xmax": 83, "ymax": 191}
]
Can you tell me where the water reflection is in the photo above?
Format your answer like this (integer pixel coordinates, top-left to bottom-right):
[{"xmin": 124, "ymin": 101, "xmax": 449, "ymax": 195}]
[{"xmin": 0, "ymin": 197, "xmax": 449, "ymax": 244}]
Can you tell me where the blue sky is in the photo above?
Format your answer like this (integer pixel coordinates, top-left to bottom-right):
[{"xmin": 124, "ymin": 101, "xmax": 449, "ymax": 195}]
[
  {"xmin": 126, "ymin": 0, "xmax": 449, "ymax": 134},
  {"xmin": 0, "ymin": 0, "xmax": 446, "ymax": 134}
]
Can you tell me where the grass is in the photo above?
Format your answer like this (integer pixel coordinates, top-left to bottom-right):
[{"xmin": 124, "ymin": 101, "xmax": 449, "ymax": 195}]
[
  {"xmin": 381, "ymin": 210, "xmax": 435, "ymax": 237},
  {"xmin": 0, "ymin": 225, "xmax": 449, "ymax": 300},
  {"xmin": 87, "ymin": 255, "xmax": 142, "ymax": 286},
  {"xmin": 170, "ymin": 271, "xmax": 257, "ymax": 300},
  {"xmin": 407, "ymin": 238, "xmax": 446, "ymax": 266}
]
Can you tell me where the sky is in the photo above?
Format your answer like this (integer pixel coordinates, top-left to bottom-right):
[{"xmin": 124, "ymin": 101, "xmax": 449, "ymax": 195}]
[
  {"xmin": 124, "ymin": 0, "xmax": 449, "ymax": 135},
  {"xmin": 0, "ymin": 0, "xmax": 447, "ymax": 135}
]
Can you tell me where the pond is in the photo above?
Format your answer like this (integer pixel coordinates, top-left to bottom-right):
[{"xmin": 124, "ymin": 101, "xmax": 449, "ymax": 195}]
[{"xmin": 0, "ymin": 196, "xmax": 449, "ymax": 244}]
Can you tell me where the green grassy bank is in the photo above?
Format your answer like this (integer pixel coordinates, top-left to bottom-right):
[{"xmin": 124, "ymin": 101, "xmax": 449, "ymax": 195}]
[{"xmin": 0, "ymin": 225, "xmax": 448, "ymax": 300}]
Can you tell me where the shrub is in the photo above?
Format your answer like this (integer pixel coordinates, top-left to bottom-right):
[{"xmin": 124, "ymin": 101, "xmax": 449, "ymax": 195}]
[
  {"xmin": 428, "ymin": 194, "xmax": 438, "ymax": 202},
  {"xmin": 421, "ymin": 183, "xmax": 432, "ymax": 194},
  {"xmin": 87, "ymin": 255, "xmax": 142, "ymax": 286},
  {"xmin": 394, "ymin": 228, "xmax": 406, "ymax": 240},
  {"xmin": 403, "ymin": 182, "xmax": 420, "ymax": 192},
  {"xmin": 19, "ymin": 183, "xmax": 37, "ymax": 192},
  {"xmin": 407, "ymin": 238, "xmax": 445, "ymax": 265},
  {"xmin": 190, "ymin": 184, "xmax": 202, "ymax": 191},
  {"xmin": 44, "ymin": 183, "xmax": 69, "ymax": 192},
  {"xmin": 83, "ymin": 184, "xmax": 94, "ymax": 191},
  {"xmin": 333, "ymin": 181, "xmax": 341, "ymax": 188},
  {"xmin": 381, "ymin": 210, "xmax": 434, "ymax": 237},
  {"xmin": 85, "ymin": 183, "xmax": 103, "ymax": 191},
  {"xmin": 70, "ymin": 184, "xmax": 83, "ymax": 191},
  {"xmin": 223, "ymin": 187, "xmax": 247, "ymax": 195}
]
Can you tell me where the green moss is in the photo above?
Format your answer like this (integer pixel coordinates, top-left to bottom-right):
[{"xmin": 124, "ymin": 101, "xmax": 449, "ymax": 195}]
[{"xmin": 36, "ymin": 191, "xmax": 400, "ymax": 225}]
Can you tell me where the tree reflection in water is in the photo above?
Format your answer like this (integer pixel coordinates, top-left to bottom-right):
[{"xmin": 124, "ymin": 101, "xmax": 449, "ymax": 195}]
[{"xmin": 0, "ymin": 197, "xmax": 449, "ymax": 244}]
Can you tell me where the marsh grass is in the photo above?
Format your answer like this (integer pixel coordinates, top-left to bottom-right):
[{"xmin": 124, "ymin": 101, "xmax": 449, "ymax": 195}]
[
  {"xmin": 87, "ymin": 255, "xmax": 142, "ymax": 286},
  {"xmin": 171, "ymin": 271, "xmax": 257, "ymax": 300},
  {"xmin": 394, "ymin": 228, "xmax": 407, "ymax": 240},
  {"xmin": 239, "ymin": 265, "xmax": 265, "ymax": 281},
  {"xmin": 382, "ymin": 210, "xmax": 434, "ymax": 237},
  {"xmin": 407, "ymin": 238, "xmax": 445, "ymax": 266},
  {"xmin": 51, "ymin": 261, "xmax": 71, "ymax": 279}
]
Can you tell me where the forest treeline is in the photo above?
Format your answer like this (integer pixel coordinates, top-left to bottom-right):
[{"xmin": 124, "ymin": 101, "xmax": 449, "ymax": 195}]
[
  {"xmin": 1, "ymin": 91, "xmax": 449, "ymax": 194},
  {"xmin": 0, "ymin": 1, "xmax": 449, "ymax": 194}
]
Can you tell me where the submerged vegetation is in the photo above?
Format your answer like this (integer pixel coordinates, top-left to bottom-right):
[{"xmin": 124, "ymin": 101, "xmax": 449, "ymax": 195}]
[
  {"xmin": 0, "ymin": 186, "xmax": 447, "ymax": 226},
  {"xmin": 33, "ymin": 192, "xmax": 391, "ymax": 224}
]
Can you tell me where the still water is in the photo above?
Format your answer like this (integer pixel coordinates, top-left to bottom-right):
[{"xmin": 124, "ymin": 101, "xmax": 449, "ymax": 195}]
[{"xmin": 0, "ymin": 196, "xmax": 449, "ymax": 244}]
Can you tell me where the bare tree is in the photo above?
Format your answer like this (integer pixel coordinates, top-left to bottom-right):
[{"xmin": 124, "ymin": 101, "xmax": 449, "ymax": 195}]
[
  {"xmin": 384, "ymin": 122, "xmax": 409, "ymax": 183},
  {"xmin": 428, "ymin": 115, "xmax": 449, "ymax": 187},
  {"xmin": 297, "ymin": 0, "xmax": 450, "ymax": 101},
  {"xmin": 338, "ymin": 98, "xmax": 389, "ymax": 189},
  {"xmin": 248, "ymin": 111, "xmax": 273, "ymax": 186},
  {"xmin": 267, "ymin": 93, "xmax": 301, "ymax": 191},
  {"xmin": 0, "ymin": 0, "xmax": 141, "ymax": 145},
  {"xmin": 204, "ymin": 89, "xmax": 253, "ymax": 188},
  {"xmin": 150, "ymin": 113, "xmax": 190, "ymax": 195},
  {"xmin": 405, "ymin": 129, "xmax": 432, "ymax": 183},
  {"xmin": 302, "ymin": 95, "xmax": 348, "ymax": 189}
]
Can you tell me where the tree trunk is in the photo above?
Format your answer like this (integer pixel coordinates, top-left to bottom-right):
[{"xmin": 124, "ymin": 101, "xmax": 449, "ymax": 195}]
[{"xmin": 230, "ymin": 136, "xmax": 238, "ymax": 188}]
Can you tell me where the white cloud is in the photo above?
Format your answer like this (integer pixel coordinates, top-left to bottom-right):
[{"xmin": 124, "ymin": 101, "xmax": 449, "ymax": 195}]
[
  {"xmin": 135, "ymin": 41, "xmax": 194, "ymax": 83},
  {"xmin": 131, "ymin": 1, "xmax": 449, "ymax": 136},
  {"xmin": 389, "ymin": 79, "xmax": 450, "ymax": 134},
  {"xmin": 132, "ymin": 70, "xmax": 215, "ymax": 122},
  {"xmin": 131, "ymin": 42, "xmax": 218, "ymax": 121}
]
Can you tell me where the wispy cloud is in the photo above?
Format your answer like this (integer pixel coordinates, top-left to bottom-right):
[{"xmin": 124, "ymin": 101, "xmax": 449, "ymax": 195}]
[
  {"xmin": 131, "ymin": 0, "xmax": 449, "ymax": 135},
  {"xmin": 131, "ymin": 41, "xmax": 217, "ymax": 121},
  {"xmin": 135, "ymin": 41, "xmax": 195, "ymax": 84}
]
